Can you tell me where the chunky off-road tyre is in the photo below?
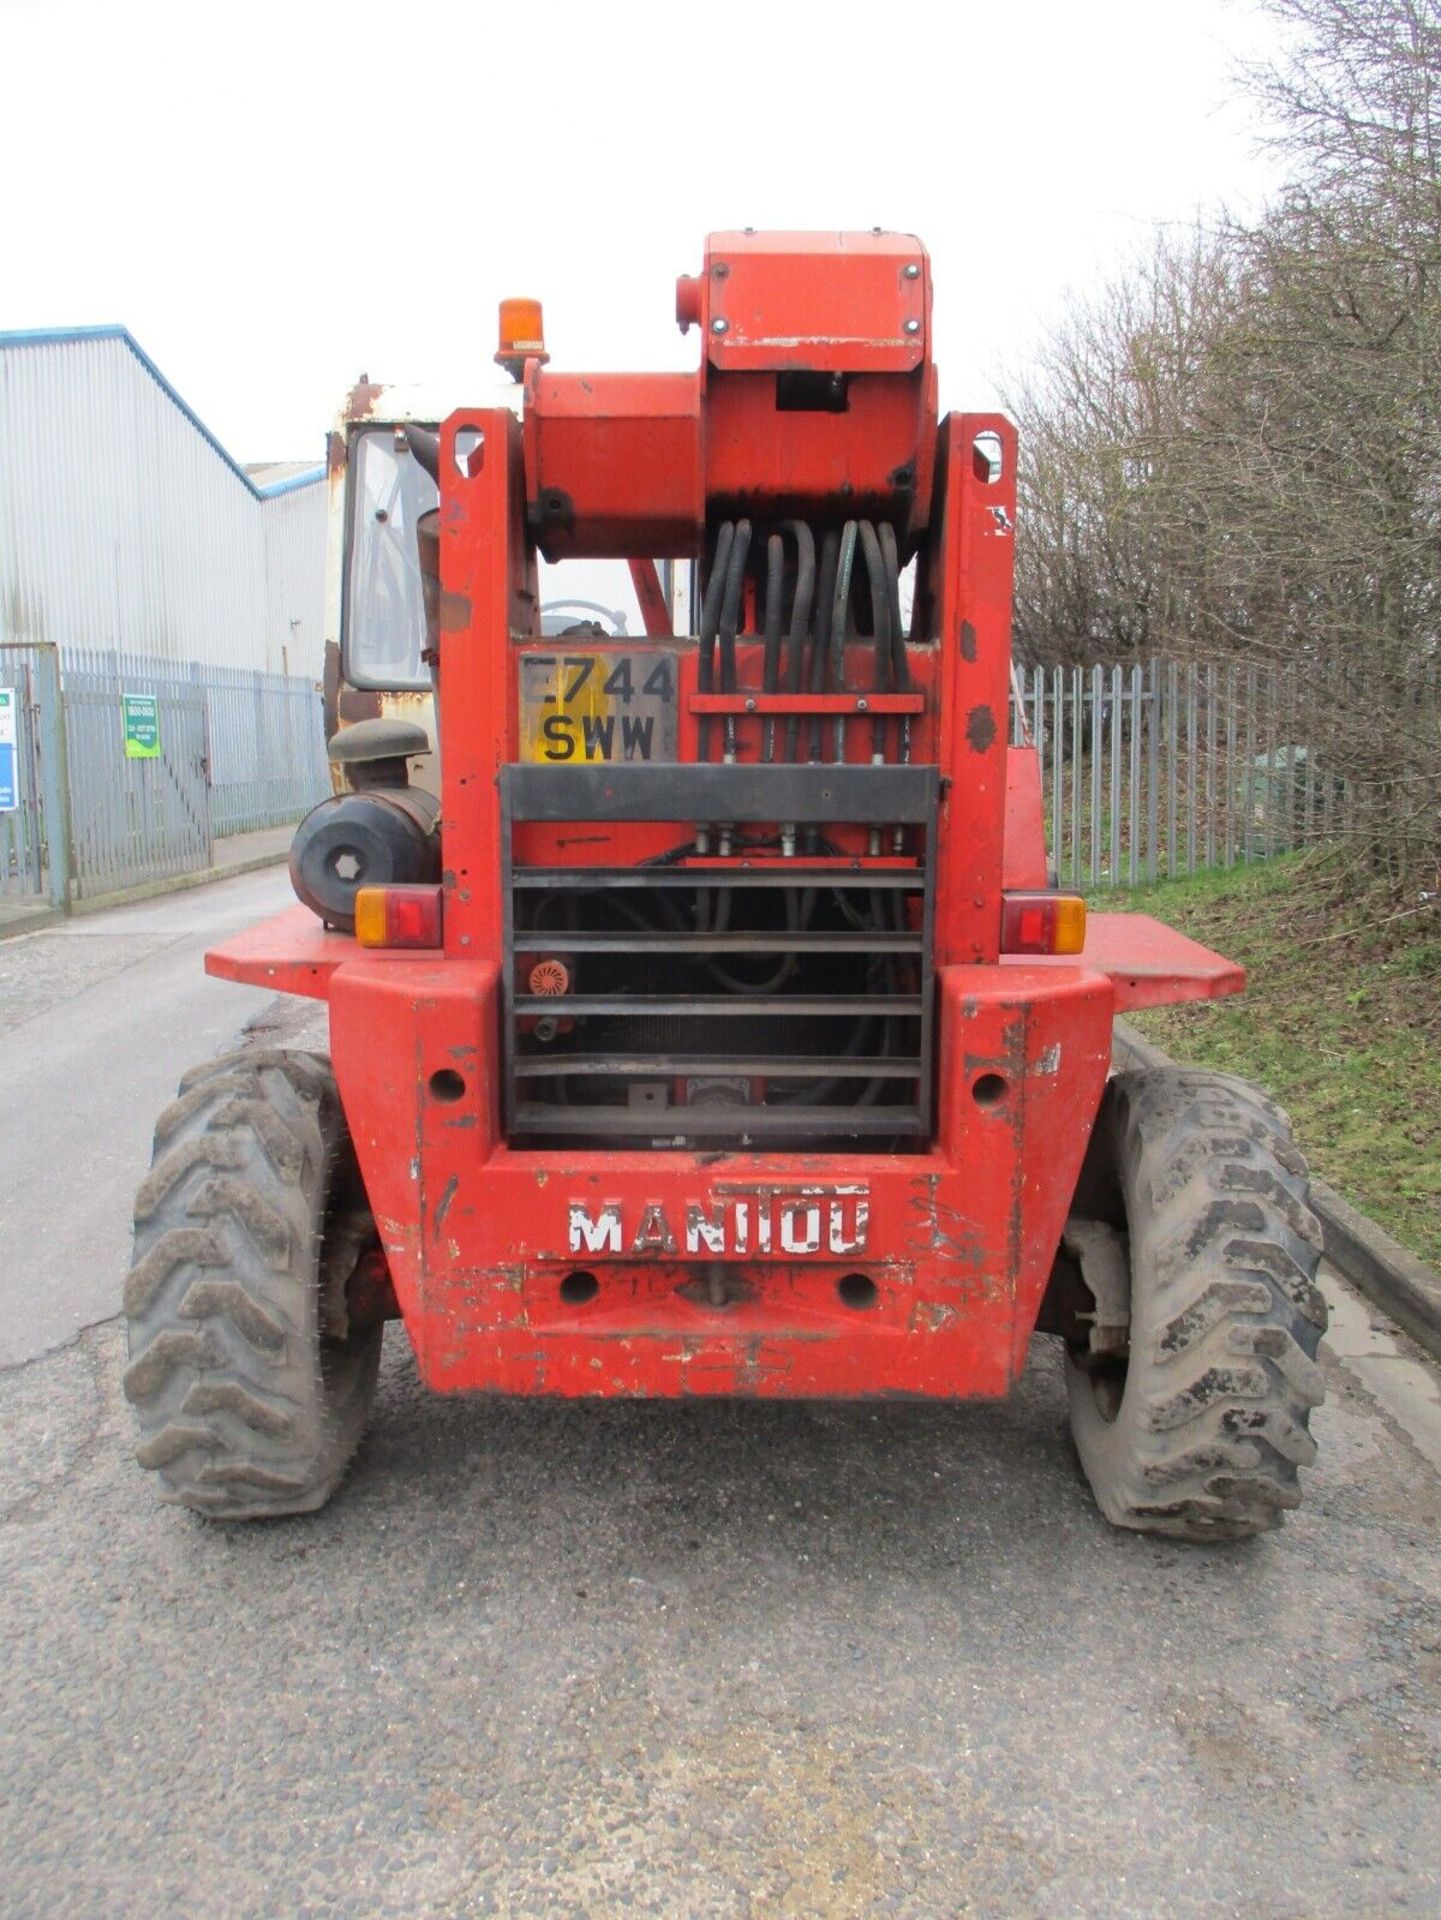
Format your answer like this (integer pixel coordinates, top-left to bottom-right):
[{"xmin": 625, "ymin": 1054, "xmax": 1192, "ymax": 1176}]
[
  {"xmin": 124, "ymin": 1049, "xmax": 383, "ymax": 1520},
  {"xmin": 1065, "ymin": 1068, "xmax": 1328, "ymax": 1541}
]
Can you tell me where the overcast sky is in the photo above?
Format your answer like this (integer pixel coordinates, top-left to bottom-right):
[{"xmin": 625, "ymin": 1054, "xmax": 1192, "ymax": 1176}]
[{"xmin": 2, "ymin": 0, "xmax": 1288, "ymax": 466}]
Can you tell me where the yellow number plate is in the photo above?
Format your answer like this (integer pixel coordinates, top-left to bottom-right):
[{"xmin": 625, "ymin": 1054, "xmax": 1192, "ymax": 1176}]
[{"xmin": 518, "ymin": 650, "xmax": 679, "ymax": 764}]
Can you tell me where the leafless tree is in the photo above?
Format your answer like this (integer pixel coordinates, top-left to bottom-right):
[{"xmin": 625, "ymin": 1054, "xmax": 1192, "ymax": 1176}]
[{"xmin": 1009, "ymin": 0, "xmax": 1441, "ymax": 886}]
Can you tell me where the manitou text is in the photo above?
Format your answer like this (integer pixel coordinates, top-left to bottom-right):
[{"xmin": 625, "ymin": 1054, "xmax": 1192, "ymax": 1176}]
[{"xmin": 567, "ymin": 1186, "xmax": 871, "ymax": 1259}]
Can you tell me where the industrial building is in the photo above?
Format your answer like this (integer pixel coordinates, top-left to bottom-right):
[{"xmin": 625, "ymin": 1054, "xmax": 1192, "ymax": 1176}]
[
  {"xmin": 0, "ymin": 327, "xmax": 330, "ymax": 904},
  {"xmin": 0, "ymin": 325, "xmax": 325, "ymax": 676}
]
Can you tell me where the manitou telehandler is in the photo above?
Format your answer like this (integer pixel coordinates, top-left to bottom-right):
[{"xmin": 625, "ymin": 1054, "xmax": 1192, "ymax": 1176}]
[{"xmin": 124, "ymin": 232, "xmax": 1327, "ymax": 1538}]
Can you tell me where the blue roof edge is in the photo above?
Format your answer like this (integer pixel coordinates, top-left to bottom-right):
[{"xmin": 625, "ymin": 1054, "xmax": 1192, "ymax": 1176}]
[{"xmin": 0, "ymin": 324, "xmax": 325, "ymax": 501}]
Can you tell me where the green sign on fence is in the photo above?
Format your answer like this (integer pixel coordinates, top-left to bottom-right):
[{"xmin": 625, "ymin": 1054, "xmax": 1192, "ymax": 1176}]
[{"xmin": 121, "ymin": 692, "xmax": 161, "ymax": 759}]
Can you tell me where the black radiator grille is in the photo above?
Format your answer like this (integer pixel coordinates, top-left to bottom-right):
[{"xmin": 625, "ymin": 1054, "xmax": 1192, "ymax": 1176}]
[{"xmin": 500, "ymin": 764, "xmax": 937, "ymax": 1150}]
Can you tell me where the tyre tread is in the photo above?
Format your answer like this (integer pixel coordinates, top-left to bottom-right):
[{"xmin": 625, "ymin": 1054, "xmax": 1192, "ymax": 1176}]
[
  {"xmin": 124, "ymin": 1049, "xmax": 380, "ymax": 1521},
  {"xmin": 1066, "ymin": 1067, "xmax": 1327, "ymax": 1541}
]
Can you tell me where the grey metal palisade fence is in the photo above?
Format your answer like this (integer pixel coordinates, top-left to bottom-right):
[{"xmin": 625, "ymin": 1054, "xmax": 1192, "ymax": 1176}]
[
  {"xmin": 1010, "ymin": 656, "xmax": 1439, "ymax": 890},
  {"xmin": 6, "ymin": 645, "xmax": 1432, "ymax": 908},
  {"xmin": 0, "ymin": 643, "xmax": 330, "ymax": 905}
]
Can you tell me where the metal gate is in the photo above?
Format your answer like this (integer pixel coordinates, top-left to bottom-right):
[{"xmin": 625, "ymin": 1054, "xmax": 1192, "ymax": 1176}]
[
  {"xmin": 63, "ymin": 669, "xmax": 212, "ymax": 897},
  {"xmin": 0, "ymin": 644, "xmax": 68, "ymax": 907}
]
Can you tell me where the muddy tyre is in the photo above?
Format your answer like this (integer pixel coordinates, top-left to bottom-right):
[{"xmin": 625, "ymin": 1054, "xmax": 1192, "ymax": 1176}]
[
  {"xmin": 1065, "ymin": 1068, "xmax": 1328, "ymax": 1541},
  {"xmin": 124, "ymin": 1049, "xmax": 382, "ymax": 1520}
]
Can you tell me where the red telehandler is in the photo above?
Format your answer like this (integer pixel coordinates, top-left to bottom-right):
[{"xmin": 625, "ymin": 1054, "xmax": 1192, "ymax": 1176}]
[{"xmin": 124, "ymin": 232, "xmax": 1327, "ymax": 1538}]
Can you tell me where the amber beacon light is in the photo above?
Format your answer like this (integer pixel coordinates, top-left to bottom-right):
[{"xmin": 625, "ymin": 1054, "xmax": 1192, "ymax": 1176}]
[{"xmin": 495, "ymin": 297, "xmax": 548, "ymax": 379}]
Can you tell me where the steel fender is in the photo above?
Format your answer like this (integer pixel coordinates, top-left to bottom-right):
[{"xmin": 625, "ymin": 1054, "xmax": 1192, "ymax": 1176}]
[
  {"xmin": 934, "ymin": 964, "xmax": 1114, "ymax": 1373},
  {"xmin": 327, "ymin": 955, "xmax": 503, "ymax": 1338}
]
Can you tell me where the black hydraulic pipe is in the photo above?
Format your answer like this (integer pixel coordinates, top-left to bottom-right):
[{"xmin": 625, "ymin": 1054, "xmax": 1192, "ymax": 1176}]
[
  {"xmin": 717, "ymin": 518, "xmax": 751, "ymax": 698},
  {"xmin": 761, "ymin": 532, "xmax": 785, "ymax": 762},
  {"xmin": 700, "ymin": 880, "xmax": 804, "ymax": 995},
  {"xmin": 805, "ymin": 529, "xmax": 851, "ymax": 768},
  {"xmin": 805, "ymin": 531, "xmax": 840, "ymax": 763},
  {"xmin": 761, "ymin": 534, "xmax": 785, "ymax": 693},
  {"xmin": 717, "ymin": 518, "xmax": 752, "ymax": 761},
  {"xmin": 781, "ymin": 522, "xmax": 817, "ymax": 693},
  {"xmin": 858, "ymin": 521, "xmax": 892, "ymax": 760},
  {"xmin": 697, "ymin": 521, "xmax": 734, "ymax": 693},
  {"xmin": 696, "ymin": 521, "xmax": 734, "ymax": 764},
  {"xmin": 877, "ymin": 522, "xmax": 913, "ymax": 691},
  {"xmin": 828, "ymin": 521, "xmax": 859, "ymax": 761},
  {"xmin": 777, "ymin": 520, "xmax": 817, "ymax": 765},
  {"xmin": 878, "ymin": 521, "xmax": 914, "ymax": 764},
  {"xmin": 828, "ymin": 522, "xmax": 858, "ymax": 692}
]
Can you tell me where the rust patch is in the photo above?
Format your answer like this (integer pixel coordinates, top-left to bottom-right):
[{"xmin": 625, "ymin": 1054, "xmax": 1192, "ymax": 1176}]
[
  {"xmin": 959, "ymin": 619, "xmax": 977, "ymax": 663},
  {"xmin": 440, "ymin": 590, "xmax": 472, "ymax": 634},
  {"xmin": 322, "ymin": 639, "xmax": 342, "ymax": 741},
  {"xmin": 344, "ymin": 377, "xmax": 386, "ymax": 422},
  {"xmin": 326, "ymin": 429, "xmax": 347, "ymax": 478},
  {"xmin": 965, "ymin": 704, "xmax": 996, "ymax": 752},
  {"xmin": 337, "ymin": 686, "xmax": 383, "ymax": 723}
]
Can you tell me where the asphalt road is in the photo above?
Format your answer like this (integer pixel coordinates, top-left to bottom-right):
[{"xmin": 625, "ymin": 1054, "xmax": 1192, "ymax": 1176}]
[
  {"xmin": 2, "ymin": 876, "xmax": 1439, "ymax": 1918},
  {"xmin": 0, "ymin": 869, "xmax": 295, "ymax": 1367}
]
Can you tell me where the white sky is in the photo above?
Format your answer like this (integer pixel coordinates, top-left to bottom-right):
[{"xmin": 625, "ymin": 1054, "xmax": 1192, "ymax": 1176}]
[{"xmin": 1, "ymin": 0, "xmax": 1287, "ymax": 466}]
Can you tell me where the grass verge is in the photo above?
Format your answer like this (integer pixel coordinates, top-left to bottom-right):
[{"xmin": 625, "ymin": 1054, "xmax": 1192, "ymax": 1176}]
[{"xmin": 1092, "ymin": 852, "xmax": 1441, "ymax": 1269}]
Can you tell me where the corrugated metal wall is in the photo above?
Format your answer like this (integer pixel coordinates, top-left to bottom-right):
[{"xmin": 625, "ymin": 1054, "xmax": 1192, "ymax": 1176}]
[
  {"xmin": 0, "ymin": 332, "xmax": 325, "ymax": 677},
  {"xmin": 259, "ymin": 482, "xmax": 327, "ymax": 677}
]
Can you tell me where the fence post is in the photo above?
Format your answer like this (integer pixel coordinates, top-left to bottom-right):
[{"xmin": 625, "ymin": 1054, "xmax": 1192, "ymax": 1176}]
[
  {"xmin": 1244, "ymin": 662, "xmax": 1258, "ymax": 864},
  {"xmin": 1146, "ymin": 658, "xmax": 1159, "ymax": 883},
  {"xmin": 1127, "ymin": 662, "xmax": 1141, "ymax": 887},
  {"xmin": 1070, "ymin": 664, "xmax": 1082, "ymax": 888},
  {"xmin": 1204, "ymin": 664, "xmax": 1217, "ymax": 870},
  {"xmin": 1089, "ymin": 665, "xmax": 1102, "ymax": 887},
  {"xmin": 1050, "ymin": 664, "xmax": 1062, "ymax": 883},
  {"xmin": 37, "ymin": 646, "xmax": 74, "ymax": 910},
  {"xmin": 1186, "ymin": 662, "xmax": 1198, "ymax": 877},
  {"xmin": 1106, "ymin": 663, "xmax": 1120, "ymax": 884}
]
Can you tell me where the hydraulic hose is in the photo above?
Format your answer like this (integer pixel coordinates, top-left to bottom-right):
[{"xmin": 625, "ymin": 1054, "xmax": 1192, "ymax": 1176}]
[
  {"xmin": 877, "ymin": 522, "xmax": 911, "ymax": 687},
  {"xmin": 776, "ymin": 520, "xmax": 817, "ymax": 765},
  {"xmin": 809, "ymin": 524, "xmax": 858, "ymax": 763},
  {"xmin": 717, "ymin": 517, "xmax": 751, "ymax": 696},
  {"xmin": 761, "ymin": 534, "xmax": 785, "ymax": 694},
  {"xmin": 878, "ymin": 521, "xmax": 914, "ymax": 767},
  {"xmin": 761, "ymin": 532, "xmax": 785, "ymax": 762},
  {"xmin": 717, "ymin": 518, "xmax": 752, "ymax": 763},
  {"xmin": 700, "ymin": 879, "xmax": 811, "ymax": 995},
  {"xmin": 805, "ymin": 531, "xmax": 840, "ymax": 763},
  {"xmin": 696, "ymin": 521, "xmax": 735, "ymax": 765},
  {"xmin": 858, "ymin": 521, "xmax": 893, "ymax": 760},
  {"xmin": 794, "ymin": 526, "xmax": 840, "ymax": 764},
  {"xmin": 828, "ymin": 520, "xmax": 859, "ymax": 761}
]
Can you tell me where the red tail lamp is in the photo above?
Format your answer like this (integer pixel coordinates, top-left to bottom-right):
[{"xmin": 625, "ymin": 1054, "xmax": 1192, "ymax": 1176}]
[
  {"xmin": 1000, "ymin": 891, "xmax": 1087, "ymax": 956},
  {"xmin": 354, "ymin": 884, "xmax": 443, "ymax": 950}
]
